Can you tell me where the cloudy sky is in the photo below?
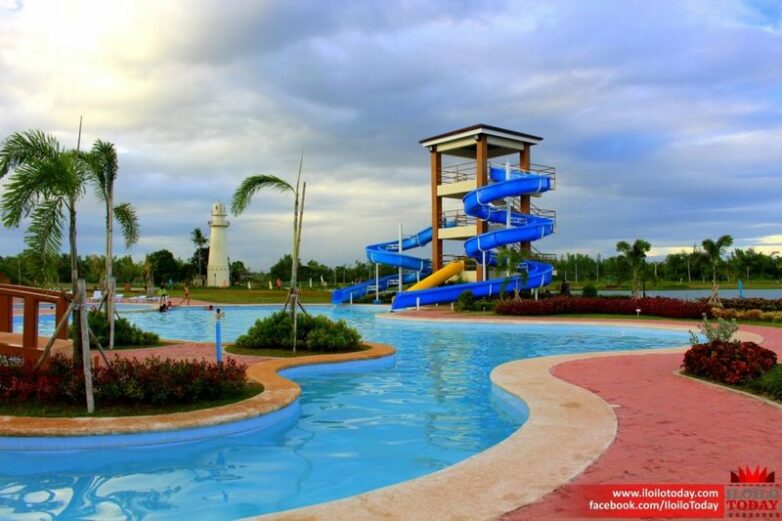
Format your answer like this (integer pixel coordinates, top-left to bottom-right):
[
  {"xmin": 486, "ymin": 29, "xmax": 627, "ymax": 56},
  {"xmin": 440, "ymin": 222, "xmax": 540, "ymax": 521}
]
[{"xmin": 1, "ymin": 0, "xmax": 780, "ymax": 270}]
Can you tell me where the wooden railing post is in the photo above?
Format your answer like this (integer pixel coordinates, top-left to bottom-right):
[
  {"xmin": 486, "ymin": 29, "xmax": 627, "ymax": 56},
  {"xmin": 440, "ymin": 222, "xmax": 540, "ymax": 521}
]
[{"xmin": 0, "ymin": 294, "xmax": 11, "ymax": 333}]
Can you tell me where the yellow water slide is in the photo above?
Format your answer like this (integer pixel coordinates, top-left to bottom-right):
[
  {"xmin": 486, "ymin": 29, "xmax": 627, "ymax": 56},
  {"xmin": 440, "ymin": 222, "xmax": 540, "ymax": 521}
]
[{"xmin": 407, "ymin": 260, "xmax": 465, "ymax": 291}]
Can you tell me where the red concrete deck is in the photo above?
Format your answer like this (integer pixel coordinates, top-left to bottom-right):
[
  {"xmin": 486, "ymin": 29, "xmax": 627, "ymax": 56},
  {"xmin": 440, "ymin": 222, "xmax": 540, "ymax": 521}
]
[{"xmin": 502, "ymin": 323, "xmax": 782, "ymax": 520}]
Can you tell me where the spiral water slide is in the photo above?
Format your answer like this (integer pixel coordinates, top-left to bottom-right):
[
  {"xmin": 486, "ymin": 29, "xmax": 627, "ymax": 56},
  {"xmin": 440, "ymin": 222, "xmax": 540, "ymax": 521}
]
[
  {"xmin": 390, "ymin": 166, "xmax": 555, "ymax": 310},
  {"xmin": 330, "ymin": 228, "xmax": 434, "ymax": 304}
]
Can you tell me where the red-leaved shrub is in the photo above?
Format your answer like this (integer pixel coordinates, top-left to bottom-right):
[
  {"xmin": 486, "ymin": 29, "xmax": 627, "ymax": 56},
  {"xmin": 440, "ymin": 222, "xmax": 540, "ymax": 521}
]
[
  {"xmin": 0, "ymin": 354, "xmax": 249, "ymax": 406},
  {"xmin": 495, "ymin": 297, "xmax": 710, "ymax": 319},
  {"xmin": 682, "ymin": 341, "xmax": 777, "ymax": 385}
]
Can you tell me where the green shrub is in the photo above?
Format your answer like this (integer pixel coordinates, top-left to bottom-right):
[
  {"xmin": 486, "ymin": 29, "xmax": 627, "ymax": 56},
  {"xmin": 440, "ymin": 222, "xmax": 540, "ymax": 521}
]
[
  {"xmin": 582, "ymin": 284, "xmax": 598, "ymax": 297},
  {"xmin": 74, "ymin": 310, "xmax": 160, "ymax": 348},
  {"xmin": 235, "ymin": 311, "xmax": 362, "ymax": 352},
  {"xmin": 454, "ymin": 291, "xmax": 476, "ymax": 311},
  {"xmin": 746, "ymin": 364, "xmax": 782, "ymax": 401},
  {"xmin": 688, "ymin": 316, "xmax": 738, "ymax": 345},
  {"xmin": 473, "ymin": 298, "xmax": 496, "ymax": 312}
]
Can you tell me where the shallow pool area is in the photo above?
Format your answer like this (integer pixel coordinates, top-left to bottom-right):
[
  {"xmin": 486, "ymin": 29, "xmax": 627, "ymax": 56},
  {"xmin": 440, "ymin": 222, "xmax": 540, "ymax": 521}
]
[{"xmin": 1, "ymin": 306, "xmax": 692, "ymax": 520}]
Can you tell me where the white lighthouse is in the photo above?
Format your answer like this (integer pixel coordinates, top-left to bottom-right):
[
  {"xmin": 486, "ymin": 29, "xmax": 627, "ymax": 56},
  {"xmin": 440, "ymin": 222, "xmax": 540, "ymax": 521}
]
[{"xmin": 207, "ymin": 202, "xmax": 230, "ymax": 287}]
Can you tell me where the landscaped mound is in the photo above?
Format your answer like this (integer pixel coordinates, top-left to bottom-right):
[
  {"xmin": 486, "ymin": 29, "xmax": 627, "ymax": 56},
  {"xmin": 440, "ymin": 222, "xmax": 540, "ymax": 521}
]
[
  {"xmin": 495, "ymin": 296, "xmax": 710, "ymax": 319},
  {"xmin": 682, "ymin": 317, "xmax": 777, "ymax": 386},
  {"xmin": 0, "ymin": 354, "xmax": 249, "ymax": 407},
  {"xmin": 235, "ymin": 311, "xmax": 362, "ymax": 352}
]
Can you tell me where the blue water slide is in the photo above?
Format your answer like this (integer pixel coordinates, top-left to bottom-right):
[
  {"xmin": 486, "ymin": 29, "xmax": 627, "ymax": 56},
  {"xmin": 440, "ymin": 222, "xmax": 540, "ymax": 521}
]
[
  {"xmin": 331, "ymin": 227, "xmax": 434, "ymax": 304},
  {"xmin": 391, "ymin": 166, "xmax": 555, "ymax": 310}
]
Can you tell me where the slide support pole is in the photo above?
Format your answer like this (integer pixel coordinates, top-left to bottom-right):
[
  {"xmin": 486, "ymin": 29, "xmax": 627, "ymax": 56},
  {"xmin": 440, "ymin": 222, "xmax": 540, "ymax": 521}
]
[{"xmin": 398, "ymin": 223, "xmax": 403, "ymax": 294}]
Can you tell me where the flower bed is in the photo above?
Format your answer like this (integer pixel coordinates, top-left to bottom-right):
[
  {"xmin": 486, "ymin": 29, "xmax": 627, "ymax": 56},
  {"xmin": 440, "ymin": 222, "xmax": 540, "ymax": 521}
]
[
  {"xmin": 495, "ymin": 296, "xmax": 710, "ymax": 319},
  {"xmin": 683, "ymin": 341, "xmax": 777, "ymax": 385},
  {"xmin": 718, "ymin": 298, "xmax": 782, "ymax": 312},
  {"xmin": 0, "ymin": 354, "xmax": 249, "ymax": 406},
  {"xmin": 712, "ymin": 307, "xmax": 782, "ymax": 323}
]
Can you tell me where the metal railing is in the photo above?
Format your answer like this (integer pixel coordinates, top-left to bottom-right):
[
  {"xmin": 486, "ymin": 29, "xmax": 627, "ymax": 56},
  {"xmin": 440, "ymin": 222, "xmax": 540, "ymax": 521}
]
[
  {"xmin": 530, "ymin": 203, "xmax": 556, "ymax": 221},
  {"xmin": 440, "ymin": 161, "xmax": 477, "ymax": 184},
  {"xmin": 440, "ymin": 209, "xmax": 476, "ymax": 227},
  {"xmin": 439, "ymin": 160, "xmax": 557, "ymax": 191}
]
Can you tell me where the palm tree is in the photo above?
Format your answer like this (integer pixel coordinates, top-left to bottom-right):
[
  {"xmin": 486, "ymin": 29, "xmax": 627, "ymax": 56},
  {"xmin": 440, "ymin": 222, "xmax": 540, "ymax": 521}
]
[
  {"xmin": 0, "ymin": 129, "xmax": 90, "ymax": 368},
  {"xmin": 87, "ymin": 140, "xmax": 139, "ymax": 349},
  {"xmin": 616, "ymin": 239, "xmax": 651, "ymax": 298},
  {"xmin": 701, "ymin": 235, "xmax": 733, "ymax": 306},
  {"xmin": 191, "ymin": 227, "xmax": 208, "ymax": 285},
  {"xmin": 232, "ymin": 157, "xmax": 306, "ymax": 351}
]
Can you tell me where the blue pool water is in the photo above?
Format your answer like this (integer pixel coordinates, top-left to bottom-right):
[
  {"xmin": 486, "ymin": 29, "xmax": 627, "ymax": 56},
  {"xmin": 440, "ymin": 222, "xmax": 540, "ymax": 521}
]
[{"xmin": 2, "ymin": 306, "xmax": 691, "ymax": 520}]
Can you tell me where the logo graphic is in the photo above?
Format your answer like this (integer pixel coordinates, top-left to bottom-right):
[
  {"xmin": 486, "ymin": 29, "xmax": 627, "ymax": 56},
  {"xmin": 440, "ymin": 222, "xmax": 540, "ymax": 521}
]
[{"xmin": 730, "ymin": 466, "xmax": 776, "ymax": 484}]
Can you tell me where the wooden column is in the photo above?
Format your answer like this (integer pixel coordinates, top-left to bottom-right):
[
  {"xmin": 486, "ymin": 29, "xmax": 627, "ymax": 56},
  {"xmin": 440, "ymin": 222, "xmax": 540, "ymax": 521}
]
[
  {"xmin": 430, "ymin": 149, "xmax": 443, "ymax": 272},
  {"xmin": 519, "ymin": 145, "xmax": 532, "ymax": 256},
  {"xmin": 55, "ymin": 295, "xmax": 69, "ymax": 340},
  {"xmin": 22, "ymin": 296, "xmax": 38, "ymax": 348},
  {"xmin": 0, "ymin": 294, "xmax": 11, "ymax": 333},
  {"xmin": 476, "ymin": 135, "xmax": 489, "ymax": 281}
]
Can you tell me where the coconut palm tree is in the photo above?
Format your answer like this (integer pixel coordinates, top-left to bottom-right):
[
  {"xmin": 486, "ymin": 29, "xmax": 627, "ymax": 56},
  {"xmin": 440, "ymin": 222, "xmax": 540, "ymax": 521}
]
[
  {"xmin": 191, "ymin": 227, "xmax": 208, "ymax": 285},
  {"xmin": 86, "ymin": 140, "xmax": 139, "ymax": 349},
  {"xmin": 0, "ymin": 129, "xmax": 90, "ymax": 368},
  {"xmin": 232, "ymin": 157, "xmax": 306, "ymax": 351},
  {"xmin": 701, "ymin": 235, "xmax": 733, "ymax": 306},
  {"xmin": 616, "ymin": 239, "xmax": 651, "ymax": 298}
]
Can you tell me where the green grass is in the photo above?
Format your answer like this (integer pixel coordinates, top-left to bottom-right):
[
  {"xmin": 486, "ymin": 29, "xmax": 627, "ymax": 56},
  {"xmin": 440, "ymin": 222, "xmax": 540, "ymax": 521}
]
[
  {"xmin": 0, "ymin": 383, "xmax": 263, "ymax": 418},
  {"xmin": 225, "ymin": 344, "xmax": 369, "ymax": 358},
  {"xmin": 164, "ymin": 287, "xmax": 332, "ymax": 304},
  {"xmin": 744, "ymin": 365, "xmax": 782, "ymax": 402}
]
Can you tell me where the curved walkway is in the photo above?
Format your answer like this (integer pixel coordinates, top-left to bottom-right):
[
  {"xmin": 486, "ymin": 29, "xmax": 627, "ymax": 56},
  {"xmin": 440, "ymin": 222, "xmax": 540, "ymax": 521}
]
[{"xmin": 502, "ymin": 323, "xmax": 782, "ymax": 520}]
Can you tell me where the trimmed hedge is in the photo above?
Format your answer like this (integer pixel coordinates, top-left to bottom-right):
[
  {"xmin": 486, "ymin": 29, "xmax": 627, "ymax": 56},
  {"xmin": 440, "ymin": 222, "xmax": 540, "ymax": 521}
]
[
  {"xmin": 495, "ymin": 296, "xmax": 710, "ymax": 319},
  {"xmin": 0, "ymin": 354, "xmax": 248, "ymax": 406},
  {"xmin": 235, "ymin": 311, "xmax": 362, "ymax": 352},
  {"xmin": 683, "ymin": 341, "xmax": 777, "ymax": 385},
  {"xmin": 718, "ymin": 298, "xmax": 782, "ymax": 312},
  {"xmin": 712, "ymin": 307, "xmax": 782, "ymax": 323}
]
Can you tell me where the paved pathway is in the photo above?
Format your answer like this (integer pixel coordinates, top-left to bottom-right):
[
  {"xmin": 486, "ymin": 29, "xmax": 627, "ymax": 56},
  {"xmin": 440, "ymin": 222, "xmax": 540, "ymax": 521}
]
[{"xmin": 502, "ymin": 324, "xmax": 782, "ymax": 520}]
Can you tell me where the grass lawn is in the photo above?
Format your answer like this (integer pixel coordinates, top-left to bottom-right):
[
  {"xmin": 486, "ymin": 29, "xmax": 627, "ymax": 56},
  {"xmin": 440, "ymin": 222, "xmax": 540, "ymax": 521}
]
[
  {"xmin": 226, "ymin": 344, "xmax": 369, "ymax": 358},
  {"xmin": 0, "ymin": 383, "xmax": 263, "ymax": 418},
  {"xmin": 164, "ymin": 287, "xmax": 332, "ymax": 304},
  {"xmin": 566, "ymin": 280, "xmax": 782, "ymax": 291}
]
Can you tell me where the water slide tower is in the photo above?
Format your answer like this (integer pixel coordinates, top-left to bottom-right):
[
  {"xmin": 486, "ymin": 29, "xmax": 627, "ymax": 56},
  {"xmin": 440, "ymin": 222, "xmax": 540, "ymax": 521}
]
[{"xmin": 207, "ymin": 202, "xmax": 230, "ymax": 287}]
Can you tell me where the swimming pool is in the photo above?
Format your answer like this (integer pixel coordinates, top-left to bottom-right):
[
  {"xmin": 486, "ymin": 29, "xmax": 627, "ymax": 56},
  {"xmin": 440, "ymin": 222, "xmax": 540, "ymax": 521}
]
[{"xmin": 1, "ymin": 306, "xmax": 691, "ymax": 519}]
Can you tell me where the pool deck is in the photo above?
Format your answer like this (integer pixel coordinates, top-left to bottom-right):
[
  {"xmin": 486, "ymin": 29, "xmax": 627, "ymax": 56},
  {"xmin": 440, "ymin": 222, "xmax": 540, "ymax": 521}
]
[{"xmin": 252, "ymin": 311, "xmax": 780, "ymax": 521}]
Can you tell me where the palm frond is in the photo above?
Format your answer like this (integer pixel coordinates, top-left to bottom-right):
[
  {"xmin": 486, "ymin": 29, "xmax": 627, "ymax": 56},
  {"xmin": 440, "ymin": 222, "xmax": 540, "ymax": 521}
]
[
  {"xmin": 88, "ymin": 140, "xmax": 118, "ymax": 200},
  {"xmin": 0, "ymin": 130, "xmax": 60, "ymax": 178},
  {"xmin": 231, "ymin": 174, "xmax": 293, "ymax": 215},
  {"xmin": 114, "ymin": 202, "xmax": 140, "ymax": 248},
  {"xmin": 24, "ymin": 199, "xmax": 64, "ymax": 260}
]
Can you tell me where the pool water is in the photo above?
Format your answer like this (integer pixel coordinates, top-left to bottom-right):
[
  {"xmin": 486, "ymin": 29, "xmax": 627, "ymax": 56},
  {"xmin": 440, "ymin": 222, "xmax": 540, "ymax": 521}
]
[{"xmin": 1, "ymin": 306, "xmax": 690, "ymax": 520}]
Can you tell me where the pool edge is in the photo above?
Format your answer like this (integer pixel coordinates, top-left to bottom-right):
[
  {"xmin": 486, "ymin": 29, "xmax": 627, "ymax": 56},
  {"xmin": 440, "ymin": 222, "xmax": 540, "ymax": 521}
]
[
  {"xmin": 248, "ymin": 320, "xmax": 761, "ymax": 521},
  {"xmin": 0, "ymin": 341, "xmax": 395, "ymax": 440}
]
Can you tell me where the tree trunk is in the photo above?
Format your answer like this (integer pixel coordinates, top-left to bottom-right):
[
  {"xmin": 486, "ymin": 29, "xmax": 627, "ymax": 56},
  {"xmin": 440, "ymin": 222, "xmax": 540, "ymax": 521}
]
[
  {"xmin": 69, "ymin": 200, "xmax": 82, "ymax": 370},
  {"xmin": 710, "ymin": 265, "xmax": 720, "ymax": 306},
  {"xmin": 106, "ymin": 191, "xmax": 115, "ymax": 349}
]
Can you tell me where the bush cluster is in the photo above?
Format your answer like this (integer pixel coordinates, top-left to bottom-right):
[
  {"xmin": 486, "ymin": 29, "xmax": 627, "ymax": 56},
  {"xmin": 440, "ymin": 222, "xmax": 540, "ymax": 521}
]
[
  {"xmin": 235, "ymin": 311, "xmax": 362, "ymax": 352},
  {"xmin": 718, "ymin": 298, "xmax": 782, "ymax": 312},
  {"xmin": 581, "ymin": 284, "xmax": 598, "ymax": 297},
  {"xmin": 70, "ymin": 310, "xmax": 160, "ymax": 348},
  {"xmin": 746, "ymin": 365, "xmax": 782, "ymax": 401},
  {"xmin": 454, "ymin": 292, "xmax": 496, "ymax": 312},
  {"xmin": 682, "ymin": 340, "xmax": 777, "ymax": 385},
  {"xmin": 0, "ymin": 354, "xmax": 249, "ymax": 406},
  {"xmin": 712, "ymin": 307, "xmax": 782, "ymax": 323},
  {"xmin": 495, "ymin": 297, "xmax": 710, "ymax": 319}
]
